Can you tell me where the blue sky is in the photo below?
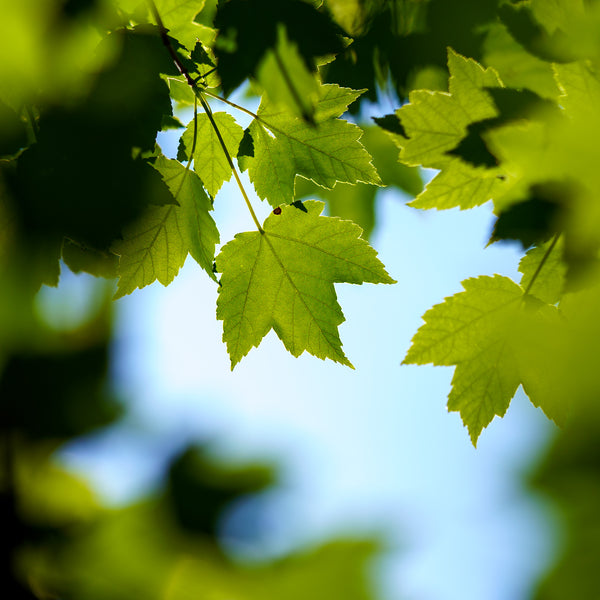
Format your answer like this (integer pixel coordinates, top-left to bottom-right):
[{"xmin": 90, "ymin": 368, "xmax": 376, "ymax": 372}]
[{"xmin": 46, "ymin": 100, "xmax": 561, "ymax": 600}]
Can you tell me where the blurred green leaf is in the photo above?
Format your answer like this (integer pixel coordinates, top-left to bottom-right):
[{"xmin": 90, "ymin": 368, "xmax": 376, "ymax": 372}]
[
  {"xmin": 482, "ymin": 23, "xmax": 558, "ymax": 99},
  {"xmin": 529, "ymin": 410, "xmax": 600, "ymax": 599},
  {"xmin": 13, "ymin": 445, "xmax": 382, "ymax": 600},
  {"xmin": 168, "ymin": 445, "xmax": 274, "ymax": 537},
  {"xmin": 214, "ymin": 0, "xmax": 346, "ymax": 95},
  {"xmin": 62, "ymin": 239, "xmax": 119, "ymax": 280},
  {"xmin": 256, "ymin": 25, "xmax": 320, "ymax": 123},
  {"xmin": 519, "ymin": 238, "xmax": 566, "ymax": 305}
]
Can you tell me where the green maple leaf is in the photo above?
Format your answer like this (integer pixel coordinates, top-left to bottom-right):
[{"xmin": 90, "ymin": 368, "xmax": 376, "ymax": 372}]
[
  {"xmin": 151, "ymin": 0, "xmax": 215, "ymax": 49},
  {"xmin": 294, "ymin": 126, "xmax": 422, "ymax": 238},
  {"xmin": 482, "ymin": 23, "xmax": 558, "ymax": 100},
  {"xmin": 403, "ymin": 275, "xmax": 526, "ymax": 445},
  {"xmin": 408, "ymin": 159, "xmax": 502, "ymax": 210},
  {"xmin": 181, "ymin": 112, "xmax": 244, "ymax": 198},
  {"xmin": 112, "ymin": 156, "xmax": 218, "ymax": 298},
  {"xmin": 245, "ymin": 84, "xmax": 380, "ymax": 207},
  {"xmin": 396, "ymin": 49, "xmax": 502, "ymax": 169},
  {"xmin": 295, "ymin": 177, "xmax": 377, "ymax": 240},
  {"xmin": 216, "ymin": 200, "xmax": 395, "ymax": 369},
  {"xmin": 518, "ymin": 237, "xmax": 565, "ymax": 304},
  {"xmin": 386, "ymin": 50, "xmax": 504, "ymax": 211},
  {"xmin": 554, "ymin": 60, "xmax": 600, "ymax": 121},
  {"xmin": 256, "ymin": 24, "xmax": 320, "ymax": 122}
]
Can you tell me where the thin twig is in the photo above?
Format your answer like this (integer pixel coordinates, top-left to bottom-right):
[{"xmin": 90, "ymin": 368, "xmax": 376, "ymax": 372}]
[
  {"xmin": 173, "ymin": 95, "xmax": 198, "ymax": 203},
  {"xmin": 148, "ymin": 0, "xmax": 195, "ymax": 86},
  {"xmin": 196, "ymin": 93, "xmax": 263, "ymax": 232},
  {"xmin": 148, "ymin": 0, "xmax": 263, "ymax": 232},
  {"xmin": 202, "ymin": 89, "xmax": 261, "ymax": 121}
]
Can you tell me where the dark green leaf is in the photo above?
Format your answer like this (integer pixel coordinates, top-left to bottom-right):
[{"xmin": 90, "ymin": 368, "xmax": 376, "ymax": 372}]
[
  {"xmin": 214, "ymin": 0, "xmax": 346, "ymax": 95},
  {"xmin": 0, "ymin": 100, "xmax": 27, "ymax": 158}
]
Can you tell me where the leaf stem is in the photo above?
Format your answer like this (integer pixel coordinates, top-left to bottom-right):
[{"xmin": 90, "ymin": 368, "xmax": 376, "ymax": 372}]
[
  {"xmin": 196, "ymin": 92, "xmax": 264, "ymax": 232},
  {"xmin": 202, "ymin": 89, "xmax": 313, "ymax": 153},
  {"xmin": 202, "ymin": 89, "xmax": 260, "ymax": 121},
  {"xmin": 201, "ymin": 89, "xmax": 288, "ymax": 139},
  {"xmin": 148, "ymin": 0, "xmax": 263, "ymax": 232},
  {"xmin": 147, "ymin": 1, "xmax": 192, "ymax": 84},
  {"xmin": 173, "ymin": 96, "xmax": 198, "ymax": 203},
  {"xmin": 524, "ymin": 233, "xmax": 560, "ymax": 296}
]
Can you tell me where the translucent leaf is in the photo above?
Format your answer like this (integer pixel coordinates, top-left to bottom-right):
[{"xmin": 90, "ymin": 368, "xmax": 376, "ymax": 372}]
[
  {"xmin": 554, "ymin": 60, "xmax": 600, "ymax": 121},
  {"xmin": 408, "ymin": 160, "xmax": 501, "ymax": 210},
  {"xmin": 531, "ymin": 0, "xmax": 585, "ymax": 35},
  {"xmin": 294, "ymin": 126, "xmax": 422, "ymax": 236},
  {"xmin": 182, "ymin": 112, "xmax": 244, "ymax": 198},
  {"xmin": 403, "ymin": 275, "xmax": 526, "ymax": 444},
  {"xmin": 152, "ymin": 0, "xmax": 215, "ymax": 50},
  {"xmin": 246, "ymin": 84, "xmax": 380, "ymax": 207},
  {"xmin": 396, "ymin": 49, "xmax": 502, "ymax": 169},
  {"xmin": 519, "ymin": 238, "xmax": 565, "ymax": 304},
  {"xmin": 216, "ymin": 200, "xmax": 395, "ymax": 368},
  {"xmin": 447, "ymin": 339, "xmax": 520, "ymax": 446},
  {"xmin": 113, "ymin": 156, "xmax": 218, "ymax": 298},
  {"xmin": 482, "ymin": 23, "xmax": 558, "ymax": 100},
  {"xmin": 256, "ymin": 24, "xmax": 320, "ymax": 122},
  {"xmin": 295, "ymin": 177, "xmax": 377, "ymax": 239}
]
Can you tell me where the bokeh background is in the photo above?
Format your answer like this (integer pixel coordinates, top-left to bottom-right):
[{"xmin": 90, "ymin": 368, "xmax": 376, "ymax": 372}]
[
  {"xmin": 5, "ymin": 1, "xmax": 600, "ymax": 598},
  {"xmin": 37, "ymin": 112, "xmax": 559, "ymax": 599}
]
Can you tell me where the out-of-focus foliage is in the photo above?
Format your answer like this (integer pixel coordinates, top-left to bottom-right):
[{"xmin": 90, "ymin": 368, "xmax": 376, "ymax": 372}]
[
  {"xmin": 0, "ymin": 285, "xmax": 381, "ymax": 599},
  {"xmin": 7, "ymin": 438, "xmax": 381, "ymax": 600},
  {"xmin": 529, "ymin": 409, "xmax": 600, "ymax": 599},
  {"xmin": 11, "ymin": 440, "xmax": 381, "ymax": 600},
  {"xmin": 0, "ymin": 281, "xmax": 118, "ymax": 598},
  {"xmin": 323, "ymin": 0, "xmax": 501, "ymax": 106},
  {"xmin": 3, "ymin": 0, "xmax": 600, "ymax": 597}
]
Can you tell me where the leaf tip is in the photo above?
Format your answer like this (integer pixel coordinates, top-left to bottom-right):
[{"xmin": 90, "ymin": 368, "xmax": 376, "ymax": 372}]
[
  {"xmin": 469, "ymin": 428, "xmax": 481, "ymax": 448},
  {"xmin": 112, "ymin": 286, "xmax": 127, "ymax": 301}
]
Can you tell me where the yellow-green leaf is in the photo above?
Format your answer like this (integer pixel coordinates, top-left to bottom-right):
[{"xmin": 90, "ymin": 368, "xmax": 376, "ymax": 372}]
[
  {"xmin": 246, "ymin": 84, "xmax": 380, "ymax": 207},
  {"xmin": 256, "ymin": 24, "xmax": 320, "ymax": 122},
  {"xmin": 403, "ymin": 275, "xmax": 525, "ymax": 444},
  {"xmin": 182, "ymin": 112, "xmax": 244, "ymax": 198},
  {"xmin": 216, "ymin": 200, "xmax": 395, "ymax": 368},
  {"xmin": 408, "ymin": 159, "xmax": 501, "ymax": 210},
  {"xmin": 113, "ymin": 156, "xmax": 218, "ymax": 297},
  {"xmin": 396, "ymin": 49, "xmax": 502, "ymax": 169}
]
